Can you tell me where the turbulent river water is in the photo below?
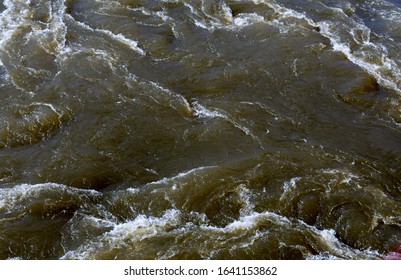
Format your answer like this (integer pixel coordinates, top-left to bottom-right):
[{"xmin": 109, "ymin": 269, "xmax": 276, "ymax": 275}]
[{"xmin": 1, "ymin": 0, "xmax": 401, "ymax": 260}]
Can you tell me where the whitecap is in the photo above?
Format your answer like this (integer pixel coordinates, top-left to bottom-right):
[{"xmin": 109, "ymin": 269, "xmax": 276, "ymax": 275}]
[
  {"xmin": 0, "ymin": 183, "xmax": 100, "ymax": 212},
  {"xmin": 65, "ymin": 14, "xmax": 146, "ymax": 55}
]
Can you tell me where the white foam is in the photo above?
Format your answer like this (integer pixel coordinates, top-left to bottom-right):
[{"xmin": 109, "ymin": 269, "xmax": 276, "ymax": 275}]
[
  {"xmin": 143, "ymin": 8, "xmax": 181, "ymax": 38},
  {"xmin": 319, "ymin": 168, "xmax": 361, "ymax": 188},
  {"xmin": 0, "ymin": 183, "xmax": 100, "ymax": 212},
  {"xmin": 0, "ymin": 0, "xmax": 31, "ymax": 81},
  {"xmin": 192, "ymin": 101, "xmax": 225, "ymax": 119},
  {"xmin": 192, "ymin": 101, "xmax": 263, "ymax": 146},
  {"xmin": 319, "ymin": 21, "xmax": 401, "ymax": 93},
  {"xmin": 59, "ymin": 204, "xmax": 382, "ymax": 259},
  {"xmin": 227, "ymin": 211, "xmax": 290, "ymax": 231},
  {"xmin": 61, "ymin": 209, "xmax": 182, "ymax": 259},
  {"xmin": 0, "ymin": 0, "xmax": 69, "ymax": 92},
  {"xmin": 237, "ymin": 184, "xmax": 254, "ymax": 216},
  {"xmin": 66, "ymin": 14, "xmax": 146, "ymax": 55},
  {"xmin": 183, "ymin": 1, "xmax": 270, "ymax": 31},
  {"xmin": 280, "ymin": 177, "xmax": 301, "ymax": 200},
  {"xmin": 131, "ymin": 165, "xmax": 217, "ymax": 190},
  {"xmin": 367, "ymin": 0, "xmax": 401, "ymax": 23},
  {"xmin": 200, "ymin": 0, "xmax": 233, "ymax": 24},
  {"xmin": 109, "ymin": 209, "xmax": 181, "ymax": 238},
  {"xmin": 217, "ymin": 210, "xmax": 380, "ymax": 259},
  {"xmin": 233, "ymin": 13, "xmax": 266, "ymax": 27},
  {"xmin": 254, "ymin": 0, "xmax": 401, "ymax": 93},
  {"xmin": 146, "ymin": 81, "xmax": 192, "ymax": 114},
  {"xmin": 306, "ymin": 225, "xmax": 380, "ymax": 259},
  {"xmin": 29, "ymin": 102, "xmax": 68, "ymax": 122}
]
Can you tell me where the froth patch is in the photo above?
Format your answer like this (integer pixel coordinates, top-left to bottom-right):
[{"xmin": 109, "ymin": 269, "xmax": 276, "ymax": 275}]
[
  {"xmin": 0, "ymin": 183, "xmax": 100, "ymax": 212},
  {"xmin": 58, "ymin": 204, "xmax": 383, "ymax": 260},
  {"xmin": 61, "ymin": 209, "xmax": 182, "ymax": 259},
  {"xmin": 66, "ymin": 14, "xmax": 146, "ymax": 56}
]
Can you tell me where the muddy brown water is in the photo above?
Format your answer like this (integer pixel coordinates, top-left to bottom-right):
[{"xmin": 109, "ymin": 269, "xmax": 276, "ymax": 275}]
[{"xmin": 1, "ymin": 0, "xmax": 401, "ymax": 259}]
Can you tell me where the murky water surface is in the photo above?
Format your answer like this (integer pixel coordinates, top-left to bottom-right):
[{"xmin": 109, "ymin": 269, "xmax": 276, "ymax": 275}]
[{"xmin": 1, "ymin": 0, "xmax": 401, "ymax": 260}]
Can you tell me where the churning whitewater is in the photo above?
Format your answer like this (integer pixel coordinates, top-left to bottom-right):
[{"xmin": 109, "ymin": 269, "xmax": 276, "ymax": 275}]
[{"xmin": 1, "ymin": 0, "xmax": 401, "ymax": 259}]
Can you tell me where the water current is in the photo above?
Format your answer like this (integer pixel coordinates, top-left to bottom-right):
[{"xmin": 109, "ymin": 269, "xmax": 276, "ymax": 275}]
[{"xmin": 1, "ymin": 0, "xmax": 401, "ymax": 260}]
